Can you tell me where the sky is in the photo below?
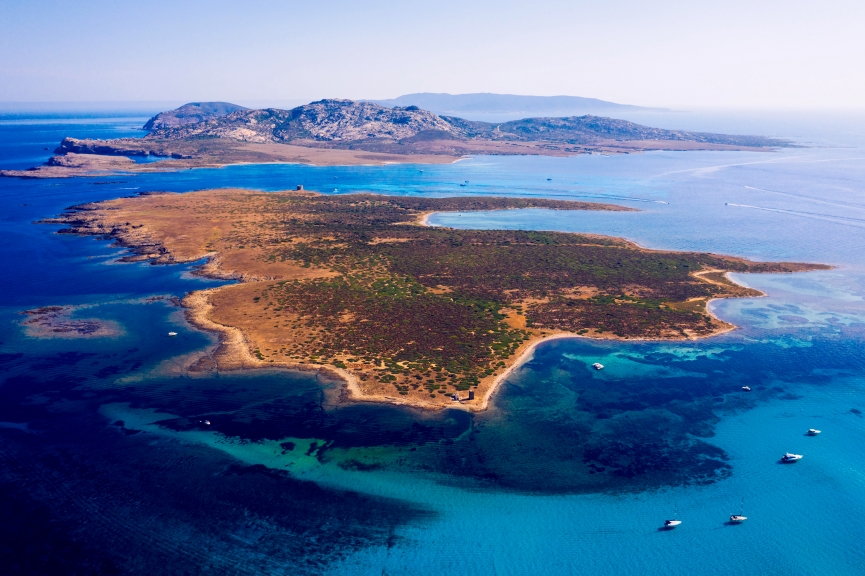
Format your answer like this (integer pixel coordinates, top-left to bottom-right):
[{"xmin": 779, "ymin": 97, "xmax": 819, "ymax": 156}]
[{"xmin": 1, "ymin": 0, "xmax": 863, "ymax": 110}]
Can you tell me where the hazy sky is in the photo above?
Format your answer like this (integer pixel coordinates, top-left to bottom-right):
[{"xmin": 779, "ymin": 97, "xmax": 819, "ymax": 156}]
[{"xmin": 2, "ymin": 0, "xmax": 863, "ymax": 109}]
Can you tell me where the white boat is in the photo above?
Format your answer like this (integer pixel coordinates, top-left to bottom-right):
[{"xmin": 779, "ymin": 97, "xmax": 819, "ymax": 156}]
[
  {"xmin": 730, "ymin": 497, "xmax": 747, "ymax": 523},
  {"xmin": 807, "ymin": 429, "xmax": 821, "ymax": 436},
  {"xmin": 168, "ymin": 331, "xmax": 178, "ymax": 337},
  {"xmin": 781, "ymin": 452, "xmax": 803, "ymax": 463},
  {"xmin": 742, "ymin": 385, "xmax": 751, "ymax": 391},
  {"xmin": 664, "ymin": 505, "xmax": 681, "ymax": 528},
  {"xmin": 592, "ymin": 363, "xmax": 604, "ymax": 370}
]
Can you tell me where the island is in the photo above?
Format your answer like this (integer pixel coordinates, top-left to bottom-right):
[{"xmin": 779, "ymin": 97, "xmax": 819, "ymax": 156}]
[
  {"xmin": 2, "ymin": 99, "xmax": 788, "ymax": 178},
  {"xmin": 45, "ymin": 189, "xmax": 828, "ymax": 411}
]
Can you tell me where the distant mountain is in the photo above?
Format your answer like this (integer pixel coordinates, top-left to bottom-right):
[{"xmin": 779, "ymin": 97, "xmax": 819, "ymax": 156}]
[
  {"xmin": 143, "ymin": 102, "xmax": 248, "ymax": 131},
  {"xmin": 148, "ymin": 99, "xmax": 461, "ymax": 143},
  {"xmin": 143, "ymin": 99, "xmax": 779, "ymax": 148},
  {"xmin": 371, "ymin": 93, "xmax": 662, "ymax": 119}
]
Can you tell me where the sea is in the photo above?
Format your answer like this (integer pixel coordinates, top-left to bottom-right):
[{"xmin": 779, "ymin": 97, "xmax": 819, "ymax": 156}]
[{"xmin": 1, "ymin": 110, "xmax": 864, "ymax": 575}]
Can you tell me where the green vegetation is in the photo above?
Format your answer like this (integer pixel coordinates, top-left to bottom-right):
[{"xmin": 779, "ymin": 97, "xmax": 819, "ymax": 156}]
[{"xmin": 207, "ymin": 192, "xmax": 806, "ymax": 395}]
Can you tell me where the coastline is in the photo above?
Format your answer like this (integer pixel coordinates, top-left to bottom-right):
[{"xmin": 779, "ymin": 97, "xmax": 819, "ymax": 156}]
[
  {"xmin": 2, "ymin": 135, "xmax": 777, "ymax": 180},
  {"xmin": 177, "ymin": 247, "xmax": 778, "ymax": 416},
  {"xmin": 47, "ymin": 189, "xmax": 829, "ymax": 414}
]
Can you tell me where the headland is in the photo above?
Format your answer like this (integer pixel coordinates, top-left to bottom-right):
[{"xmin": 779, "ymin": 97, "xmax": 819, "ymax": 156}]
[{"xmin": 44, "ymin": 188, "xmax": 829, "ymax": 411}]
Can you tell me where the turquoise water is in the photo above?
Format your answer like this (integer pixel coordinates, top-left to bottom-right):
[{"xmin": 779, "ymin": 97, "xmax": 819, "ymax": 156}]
[{"xmin": 1, "ymin": 114, "xmax": 864, "ymax": 574}]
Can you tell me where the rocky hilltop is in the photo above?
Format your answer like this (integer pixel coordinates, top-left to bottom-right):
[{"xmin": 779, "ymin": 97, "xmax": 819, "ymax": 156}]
[
  {"xmin": 2, "ymin": 99, "xmax": 789, "ymax": 178},
  {"xmin": 150, "ymin": 100, "xmax": 460, "ymax": 143},
  {"xmin": 142, "ymin": 101, "xmax": 248, "ymax": 130},
  {"xmin": 142, "ymin": 99, "xmax": 782, "ymax": 148}
]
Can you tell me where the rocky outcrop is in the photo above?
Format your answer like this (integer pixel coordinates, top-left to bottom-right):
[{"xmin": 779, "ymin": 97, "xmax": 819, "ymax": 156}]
[
  {"xmin": 149, "ymin": 100, "xmax": 464, "ymax": 143},
  {"xmin": 55, "ymin": 138, "xmax": 191, "ymax": 159},
  {"xmin": 142, "ymin": 101, "xmax": 248, "ymax": 131},
  {"xmin": 142, "ymin": 99, "xmax": 786, "ymax": 148}
]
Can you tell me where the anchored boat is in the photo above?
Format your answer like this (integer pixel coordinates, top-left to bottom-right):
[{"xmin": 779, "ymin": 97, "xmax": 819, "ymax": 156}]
[
  {"xmin": 730, "ymin": 497, "xmax": 747, "ymax": 523},
  {"xmin": 592, "ymin": 363, "xmax": 604, "ymax": 370},
  {"xmin": 781, "ymin": 452, "xmax": 803, "ymax": 463},
  {"xmin": 807, "ymin": 429, "xmax": 821, "ymax": 436},
  {"xmin": 664, "ymin": 505, "xmax": 682, "ymax": 528}
]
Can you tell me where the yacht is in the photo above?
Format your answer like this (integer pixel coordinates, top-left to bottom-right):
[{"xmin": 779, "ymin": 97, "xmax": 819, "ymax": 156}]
[
  {"xmin": 807, "ymin": 429, "xmax": 821, "ymax": 436},
  {"xmin": 168, "ymin": 331, "xmax": 178, "ymax": 337},
  {"xmin": 664, "ymin": 505, "xmax": 682, "ymax": 528},
  {"xmin": 729, "ymin": 498, "xmax": 747, "ymax": 523},
  {"xmin": 592, "ymin": 363, "xmax": 604, "ymax": 370},
  {"xmin": 742, "ymin": 385, "xmax": 751, "ymax": 391},
  {"xmin": 781, "ymin": 452, "xmax": 803, "ymax": 463}
]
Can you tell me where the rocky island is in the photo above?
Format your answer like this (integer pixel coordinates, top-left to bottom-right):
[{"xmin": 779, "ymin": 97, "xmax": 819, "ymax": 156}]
[
  {"xmin": 2, "ymin": 99, "xmax": 788, "ymax": 178},
  {"xmin": 46, "ymin": 189, "xmax": 827, "ymax": 411}
]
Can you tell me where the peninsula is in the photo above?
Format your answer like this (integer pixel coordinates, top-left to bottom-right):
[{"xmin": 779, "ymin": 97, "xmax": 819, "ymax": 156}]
[
  {"xmin": 3, "ymin": 99, "xmax": 787, "ymax": 178},
  {"xmin": 47, "ymin": 189, "xmax": 827, "ymax": 411}
]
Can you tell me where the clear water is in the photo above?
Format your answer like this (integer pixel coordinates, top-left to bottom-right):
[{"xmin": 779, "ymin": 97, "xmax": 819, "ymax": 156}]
[{"xmin": 1, "ymin": 114, "xmax": 864, "ymax": 575}]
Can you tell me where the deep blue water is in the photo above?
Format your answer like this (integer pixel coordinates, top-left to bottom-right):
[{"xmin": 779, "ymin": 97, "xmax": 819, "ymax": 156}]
[{"xmin": 1, "ymin": 115, "xmax": 864, "ymax": 575}]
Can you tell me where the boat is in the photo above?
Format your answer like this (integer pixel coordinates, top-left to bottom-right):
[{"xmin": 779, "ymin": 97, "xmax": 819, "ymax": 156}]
[
  {"xmin": 168, "ymin": 331, "xmax": 178, "ymax": 337},
  {"xmin": 592, "ymin": 363, "xmax": 604, "ymax": 370},
  {"xmin": 807, "ymin": 429, "xmax": 821, "ymax": 436},
  {"xmin": 664, "ymin": 505, "xmax": 682, "ymax": 528},
  {"xmin": 742, "ymin": 385, "xmax": 751, "ymax": 391},
  {"xmin": 729, "ymin": 497, "xmax": 747, "ymax": 523},
  {"xmin": 781, "ymin": 452, "xmax": 803, "ymax": 463},
  {"xmin": 459, "ymin": 183, "xmax": 466, "ymax": 187}
]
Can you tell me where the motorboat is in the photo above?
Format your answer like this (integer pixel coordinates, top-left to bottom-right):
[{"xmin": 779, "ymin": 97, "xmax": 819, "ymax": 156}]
[
  {"xmin": 742, "ymin": 386, "xmax": 751, "ymax": 391},
  {"xmin": 781, "ymin": 453, "xmax": 803, "ymax": 463},
  {"xmin": 807, "ymin": 429, "xmax": 821, "ymax": 436},
  {"xmin": 168, "ymin": 331, "xmax": 178, "ymax": 337},
  {"xmin": 592, "ymin": 363, "xmax": 604, "ymax": 370}
]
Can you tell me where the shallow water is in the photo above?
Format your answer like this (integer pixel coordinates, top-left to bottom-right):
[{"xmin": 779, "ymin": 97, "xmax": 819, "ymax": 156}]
[{"xmin": 1, "ymin": 115, "xmax": 864, "ymax": 574}]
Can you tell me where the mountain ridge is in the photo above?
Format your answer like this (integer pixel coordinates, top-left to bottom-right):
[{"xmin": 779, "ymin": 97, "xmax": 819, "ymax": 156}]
[{"xmin": 141, "ymin": 99, "xmax": 780, "ymax": 148}]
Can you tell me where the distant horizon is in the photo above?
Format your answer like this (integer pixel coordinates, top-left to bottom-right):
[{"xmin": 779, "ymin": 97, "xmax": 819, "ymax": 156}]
[{"xmin": 2, "ymin": 95, "xmax": 864, "ymax": 114}]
